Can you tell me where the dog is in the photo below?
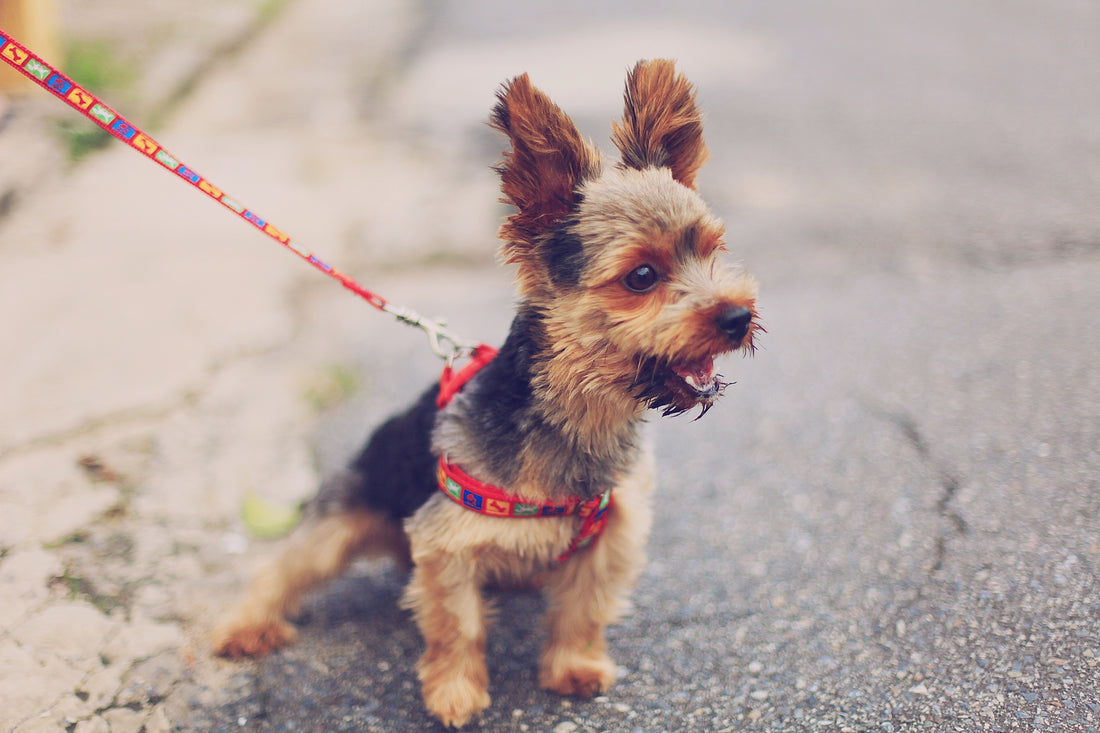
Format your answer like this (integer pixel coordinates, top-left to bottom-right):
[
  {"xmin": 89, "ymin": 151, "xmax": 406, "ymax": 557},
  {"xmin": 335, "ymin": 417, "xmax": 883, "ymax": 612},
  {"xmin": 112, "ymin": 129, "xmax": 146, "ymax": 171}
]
[{"xmin": 212, "ymin": 59, "xmax": 760, "ymax": 728}]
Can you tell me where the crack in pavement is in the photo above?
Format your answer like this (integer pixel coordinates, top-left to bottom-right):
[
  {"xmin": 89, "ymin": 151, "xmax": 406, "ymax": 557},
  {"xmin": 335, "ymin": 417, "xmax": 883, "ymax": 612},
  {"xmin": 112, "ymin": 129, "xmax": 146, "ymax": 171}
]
[
  {"xmin": 876, "ymin": 408, "xmax": 969, "ymax": 575},
  {"xmin": 0, "ymin": 396, "xmax": 196, "ymax": 466},
  {"xmin": 0, "ymin": 298, "xmax": 316, "ymax": 466}
]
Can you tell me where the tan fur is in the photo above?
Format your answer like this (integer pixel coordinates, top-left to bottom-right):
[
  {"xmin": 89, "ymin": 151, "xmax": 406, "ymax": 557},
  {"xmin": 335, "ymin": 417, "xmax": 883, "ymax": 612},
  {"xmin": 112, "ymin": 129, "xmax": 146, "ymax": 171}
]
[
  {"xmin": 404, "ymin": 555, "xmax": 491, "ymax": 728},
  {"xmin": 400, "ymin": 451, "xmax": 655, "ymax": 724},
  {"xmin": 213, "ymin": 59, "xmax": 759, "ymax": 729},
  {"xmin": 539, "ymin": 451, "xmax": 654, "ymax": 695},
  {"xmin": 211, "ymin": 510, "xmax": 408, "ymax": 658}
]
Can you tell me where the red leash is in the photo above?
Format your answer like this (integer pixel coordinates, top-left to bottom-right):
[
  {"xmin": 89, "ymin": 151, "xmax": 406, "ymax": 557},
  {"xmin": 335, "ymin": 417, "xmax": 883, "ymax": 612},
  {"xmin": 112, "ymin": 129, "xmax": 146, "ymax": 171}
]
[{"xmin": 0, "ymin": 26, "xmax": 481, "ymax": 362}]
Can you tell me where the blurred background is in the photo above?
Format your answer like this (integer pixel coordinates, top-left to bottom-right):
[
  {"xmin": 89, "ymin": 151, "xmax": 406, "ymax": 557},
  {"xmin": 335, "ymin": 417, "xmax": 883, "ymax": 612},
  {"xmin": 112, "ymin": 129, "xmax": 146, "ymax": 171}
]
[{"xmin": 1, "ymin": 1, "xmax": 1098, "ymax": 731}]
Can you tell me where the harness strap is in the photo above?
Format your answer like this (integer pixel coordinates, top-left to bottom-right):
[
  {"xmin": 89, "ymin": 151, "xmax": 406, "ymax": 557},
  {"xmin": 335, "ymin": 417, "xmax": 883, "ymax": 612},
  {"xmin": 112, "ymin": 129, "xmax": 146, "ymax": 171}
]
[
  {"xmin": 434, "ymin": 349, "xmax": 614, "ymax": 562},
  {"xmin": 436, "ymin": 345, "xmax": 499, "ymax": 408}
]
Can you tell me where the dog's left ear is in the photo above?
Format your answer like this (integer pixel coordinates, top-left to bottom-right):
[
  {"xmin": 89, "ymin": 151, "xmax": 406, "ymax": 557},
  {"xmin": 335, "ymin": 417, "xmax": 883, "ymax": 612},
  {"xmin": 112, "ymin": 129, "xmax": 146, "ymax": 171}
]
[{"xmin": 612, "ymin": 59, "xmax": 709, "ymax": 189}]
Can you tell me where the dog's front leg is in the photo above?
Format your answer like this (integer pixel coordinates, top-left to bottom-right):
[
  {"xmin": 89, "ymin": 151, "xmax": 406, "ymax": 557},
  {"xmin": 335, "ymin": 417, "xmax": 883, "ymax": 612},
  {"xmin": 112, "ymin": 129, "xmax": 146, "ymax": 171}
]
[
  {"xmin": 539, "ymin": 459, "xmax": 655, "ymax": 698},
  {"xmin": 539, "ymin": 538, "xmax": 636, "ymax": 698},
  {"xmin": 539, "ymin": 555, "xmax": 620, "ymax": 698},
  {"xmin": 404, "ymin": 552, "xmax": 490, "ymax": 728}
]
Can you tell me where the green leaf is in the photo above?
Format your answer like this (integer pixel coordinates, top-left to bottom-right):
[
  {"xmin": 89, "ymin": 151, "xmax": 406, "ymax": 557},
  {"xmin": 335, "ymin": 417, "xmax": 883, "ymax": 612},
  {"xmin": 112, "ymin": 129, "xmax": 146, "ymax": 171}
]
[{"xmin": 240, "ymin": 493, "xmax": 300, "ymax": 539}]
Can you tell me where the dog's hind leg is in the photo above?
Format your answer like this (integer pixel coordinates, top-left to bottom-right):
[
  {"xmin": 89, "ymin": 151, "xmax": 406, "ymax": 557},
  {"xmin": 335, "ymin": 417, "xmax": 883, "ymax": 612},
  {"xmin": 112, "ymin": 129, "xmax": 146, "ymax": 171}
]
[{"xmin": 212, "ymin": 472, "xmax": 410, "ymax": 658}]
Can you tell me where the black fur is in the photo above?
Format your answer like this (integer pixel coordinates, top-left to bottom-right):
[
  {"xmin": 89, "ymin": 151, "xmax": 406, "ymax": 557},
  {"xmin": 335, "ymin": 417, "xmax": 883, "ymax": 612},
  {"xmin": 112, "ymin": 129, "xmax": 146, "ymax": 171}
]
[
  {"xmin": 540, "ymin": 221, "xmax": 586, "ymax": 289},
  {"xmin": 449, "ymin": 307, "xmax": 542, "ymax": 485},
  {"xmin": 309, "ymin": 310, "xmax": 544, "ymax": 521},
  {"xmin": 316, "ymin": 304, "xmax": 641, "ymax": 519},
  {"xmin": 446, "ymin": 307, "xmax": 638, "ymax": 501},
  {"xmin": 312, "ymin": 384, "xmax": 441, "ymax": 521},
  {"xmin": 675, "ymin": 223, "xmax": 699, "ymax": 261}
]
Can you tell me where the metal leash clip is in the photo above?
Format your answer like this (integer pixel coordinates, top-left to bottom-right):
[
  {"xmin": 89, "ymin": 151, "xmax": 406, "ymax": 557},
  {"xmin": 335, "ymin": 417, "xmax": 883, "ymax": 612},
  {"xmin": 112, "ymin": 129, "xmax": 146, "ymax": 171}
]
[{"xmin": 381, "ymin": 303, "xmax": 480, "ymax": 366}]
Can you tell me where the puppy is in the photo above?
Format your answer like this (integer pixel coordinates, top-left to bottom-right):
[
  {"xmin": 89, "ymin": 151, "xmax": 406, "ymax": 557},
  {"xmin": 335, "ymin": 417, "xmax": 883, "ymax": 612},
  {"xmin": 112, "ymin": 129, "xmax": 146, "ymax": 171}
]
[{"xmin": 212, "ymin": 59, "xmax": 759, "ymax": 728}]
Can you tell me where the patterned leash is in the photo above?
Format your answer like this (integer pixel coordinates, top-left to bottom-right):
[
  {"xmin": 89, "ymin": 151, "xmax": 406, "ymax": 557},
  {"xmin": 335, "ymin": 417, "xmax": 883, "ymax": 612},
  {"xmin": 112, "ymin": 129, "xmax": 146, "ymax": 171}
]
[{"xmin": 0, "ymin": 27, "xmax": 480, "ymax": 363}]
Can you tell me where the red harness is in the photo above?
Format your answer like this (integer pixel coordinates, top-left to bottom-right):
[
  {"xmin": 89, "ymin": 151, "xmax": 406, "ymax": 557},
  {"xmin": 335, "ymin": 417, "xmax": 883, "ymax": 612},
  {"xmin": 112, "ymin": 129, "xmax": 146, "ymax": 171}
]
[{"xmin": 434, "ymin": 347, "xmax": 614, "ymax": 562}]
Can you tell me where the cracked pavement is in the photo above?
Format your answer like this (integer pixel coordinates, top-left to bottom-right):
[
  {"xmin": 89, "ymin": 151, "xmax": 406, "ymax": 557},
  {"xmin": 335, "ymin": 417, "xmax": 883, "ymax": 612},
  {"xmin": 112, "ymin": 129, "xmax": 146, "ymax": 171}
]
[{"xmin": 2, "ymin": 0, "xmax": 1099, "ymax": 731}]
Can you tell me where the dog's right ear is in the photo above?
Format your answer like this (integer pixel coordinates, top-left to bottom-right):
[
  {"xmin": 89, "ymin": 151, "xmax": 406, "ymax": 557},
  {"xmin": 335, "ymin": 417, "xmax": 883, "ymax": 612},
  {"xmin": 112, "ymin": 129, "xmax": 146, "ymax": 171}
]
[{"xmin": 491, "ymin": 74, "xmax": 602, "ymax": 267}]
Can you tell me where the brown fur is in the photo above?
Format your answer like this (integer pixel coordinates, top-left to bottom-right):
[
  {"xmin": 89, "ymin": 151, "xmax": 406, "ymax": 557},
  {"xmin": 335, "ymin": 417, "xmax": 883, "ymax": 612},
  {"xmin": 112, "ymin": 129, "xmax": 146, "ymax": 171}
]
[
  {"xmin": 490, "ymin": 73, "xmax": 602, "ymax": 297},
  {"xmin": 612, "ymin": 59, "xmax": 710, "ymax": 189},
  {"xmin": 212, "ymin": 59, "xmax": 760, "ymax": 728}
]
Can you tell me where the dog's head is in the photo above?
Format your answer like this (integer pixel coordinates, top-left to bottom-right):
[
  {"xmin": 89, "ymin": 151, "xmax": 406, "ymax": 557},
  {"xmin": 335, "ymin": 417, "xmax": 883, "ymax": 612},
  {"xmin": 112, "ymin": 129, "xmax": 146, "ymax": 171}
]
[{"xmin": 491, "ymin": 59, "xmax": 759, "ymax": 417}]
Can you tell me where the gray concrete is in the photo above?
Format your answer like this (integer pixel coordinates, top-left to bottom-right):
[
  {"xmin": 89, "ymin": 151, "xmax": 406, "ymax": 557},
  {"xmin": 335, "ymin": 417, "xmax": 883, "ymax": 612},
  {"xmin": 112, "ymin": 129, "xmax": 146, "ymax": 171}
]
[{"xmin": 1, "ymin": 0, "xmax": 1097, "ymax": 731}]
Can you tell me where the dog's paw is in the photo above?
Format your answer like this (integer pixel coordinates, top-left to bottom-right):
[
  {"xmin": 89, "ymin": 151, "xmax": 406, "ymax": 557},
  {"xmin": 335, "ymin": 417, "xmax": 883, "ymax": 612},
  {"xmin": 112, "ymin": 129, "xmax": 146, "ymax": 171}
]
[
  {"xmin": 539, "ymin": 647, "xmax": 617, "ymax": 698},
  {"xmin": 211, "ymin": 617, "xmax": 297, "ymax": 658},
  {"xmin": 422, "ymin": 675, "xmax": 491, "ymax": 729}
]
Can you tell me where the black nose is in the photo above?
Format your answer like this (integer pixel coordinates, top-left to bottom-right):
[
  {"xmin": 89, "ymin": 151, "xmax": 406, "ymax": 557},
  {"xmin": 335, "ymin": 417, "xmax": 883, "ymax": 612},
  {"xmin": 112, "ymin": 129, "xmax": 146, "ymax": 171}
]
[{"xmin": 716, "ymin": 306, "xmax": 753, "ymax": 342}]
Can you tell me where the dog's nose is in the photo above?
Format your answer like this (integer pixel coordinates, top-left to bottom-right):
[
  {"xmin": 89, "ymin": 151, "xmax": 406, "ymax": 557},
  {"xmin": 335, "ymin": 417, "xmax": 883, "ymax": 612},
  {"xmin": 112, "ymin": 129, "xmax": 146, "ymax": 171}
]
[{"xmin": 716, "ymin": 306, "xmax": 753, "ymax": 343}]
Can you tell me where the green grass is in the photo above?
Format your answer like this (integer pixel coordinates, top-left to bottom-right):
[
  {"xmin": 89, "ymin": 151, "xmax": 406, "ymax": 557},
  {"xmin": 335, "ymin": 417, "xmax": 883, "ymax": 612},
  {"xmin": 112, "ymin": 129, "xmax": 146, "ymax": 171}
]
[
  {"xmin": 52, "ymin": 565, "xmax": 132, "ymax": 616},
  {"xmin": 302, "ymin": 363, "xmax": 361, "ymax": 412},
  {"xmin": 257, "ymin": 0, "xmax": 292, "ymax": 24},
  {"xmin": 65, "ymin": 39, "xmax": 137, "ymax": 93},
  {"xmin": 56, "ymin": 39, "xmax": 137, "ymax": 161}
]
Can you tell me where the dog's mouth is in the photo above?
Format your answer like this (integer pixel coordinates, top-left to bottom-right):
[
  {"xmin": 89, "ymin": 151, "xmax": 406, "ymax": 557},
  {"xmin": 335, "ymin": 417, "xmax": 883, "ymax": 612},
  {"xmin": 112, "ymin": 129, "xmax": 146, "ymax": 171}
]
[
  {"xmin": 633, "ymin": 354, "xmax": 731, "ymax": 417},
  {"xmin": 670, "ymin": 356, "xmax": 723, "ymax": 401}
]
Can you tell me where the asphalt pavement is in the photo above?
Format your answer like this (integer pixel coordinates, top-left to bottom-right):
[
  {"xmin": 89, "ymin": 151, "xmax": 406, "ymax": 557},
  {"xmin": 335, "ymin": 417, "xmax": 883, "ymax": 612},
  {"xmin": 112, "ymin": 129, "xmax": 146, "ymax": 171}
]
[
  {"xmin": 189, "ymin": 1, "xmax": 1100, "ymax": 731},
  {"xmin": 2, "ymin": 0, "xmax": 1097, "ymax": 731}
]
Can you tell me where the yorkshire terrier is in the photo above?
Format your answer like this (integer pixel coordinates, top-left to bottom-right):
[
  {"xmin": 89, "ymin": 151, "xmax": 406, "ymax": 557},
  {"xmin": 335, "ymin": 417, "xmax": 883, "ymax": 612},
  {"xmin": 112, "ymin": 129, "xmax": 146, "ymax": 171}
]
[{"xmin": 212, "ymin": 59, "xmax": 760, "ymax": 728}]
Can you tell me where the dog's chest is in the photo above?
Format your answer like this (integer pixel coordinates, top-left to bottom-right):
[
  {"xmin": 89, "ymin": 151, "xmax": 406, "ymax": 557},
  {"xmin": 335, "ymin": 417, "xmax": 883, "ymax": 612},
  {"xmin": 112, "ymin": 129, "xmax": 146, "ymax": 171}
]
[{"xmin": 404, "ymin": 493, "xmax": 580, "ymax": 579}]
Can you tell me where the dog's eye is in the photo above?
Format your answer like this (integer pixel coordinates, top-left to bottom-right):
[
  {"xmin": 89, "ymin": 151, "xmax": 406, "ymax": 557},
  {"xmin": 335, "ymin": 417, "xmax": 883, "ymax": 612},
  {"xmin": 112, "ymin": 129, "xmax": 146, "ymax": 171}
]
[{"xmin": 624, "ymin": 265, "xmax": 659, "ymax": 293}]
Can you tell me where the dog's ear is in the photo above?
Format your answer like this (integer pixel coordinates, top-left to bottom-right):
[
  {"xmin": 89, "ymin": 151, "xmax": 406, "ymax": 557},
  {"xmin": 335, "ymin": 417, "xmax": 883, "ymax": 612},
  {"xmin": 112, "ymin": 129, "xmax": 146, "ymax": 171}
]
[
  {"xmin": 612, "ymin": 59, "xmax": 709, "ymax": 189},
  {"xmin": 491, "ymin": 74, "xmax": 602, "ymax": 264}
]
